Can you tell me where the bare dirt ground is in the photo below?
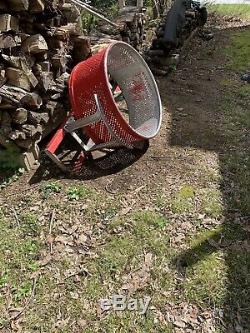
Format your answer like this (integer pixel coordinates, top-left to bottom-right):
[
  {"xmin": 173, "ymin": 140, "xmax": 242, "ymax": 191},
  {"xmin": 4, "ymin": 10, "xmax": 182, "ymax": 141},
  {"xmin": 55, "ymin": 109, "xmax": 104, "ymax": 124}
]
[{"xmin": 0, "ymin": 14, "xmax": 249, "ymax": 333}]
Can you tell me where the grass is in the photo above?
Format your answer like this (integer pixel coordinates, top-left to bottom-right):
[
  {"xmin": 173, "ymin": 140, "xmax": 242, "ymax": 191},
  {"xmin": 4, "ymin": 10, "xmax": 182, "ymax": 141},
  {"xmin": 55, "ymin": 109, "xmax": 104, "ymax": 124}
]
[
  {"xmin": 176, "ymin": 223, "xmax": 250, "ymax": 323},
  {"xmin": 21, "ymin": 213, "xmax": 41, "ymax": 236},
  {"xmin": 238, "ymin": 84, "xmax": 250, "ymax": 98},
  {"xmin": 179, "ymin": 228, "xmax": 227, "ymax": 307},
  {"xmin": 217, "ymin": 27, "xmax": 250, "ymax": 216},
  {"xmin": 199, "ymin": 188, "xmax": 223, "ymax": 218},
  {"xmin": 217, "ymin": 93, "xmax": 250, "ymax": 215},
  {"xmin": 0, "ymin": 214, "xmax": 41, "ymax": 318},
  {"xmin": 171, "ymin": 185, "xmax": 195, "ymax": 214},
  {"xmin": 224, "ymin": 29, "xmax": 250, "ymax": 71},
  {"xmin": 0, "ymin": 204, "xmax": 175, "ymax": 331},
  {"xmin": 66, "ymin": 185, "xmax": 97, "ymax": 201},
  {"xmin": 184, "ymin": 250, "xmax": 227, "ymax": 306},
  {"xmin": 41, "ymin": 182, "xmax": 62, "ymax": 199},
  {"xmin": 209, "ymin": 4, "xmax": 250, "ymax": 20}
]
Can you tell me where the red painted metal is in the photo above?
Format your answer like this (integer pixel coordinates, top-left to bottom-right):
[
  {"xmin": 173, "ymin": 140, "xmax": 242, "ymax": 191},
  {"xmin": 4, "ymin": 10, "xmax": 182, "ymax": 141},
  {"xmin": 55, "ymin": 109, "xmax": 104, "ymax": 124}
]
[
  {"xmin": 46, "ymin": 125, "xmax": 66, "ymax": 154},
  {"xmin": 68, "ymin": 45, "xmax": 143, "ymax": 146}
]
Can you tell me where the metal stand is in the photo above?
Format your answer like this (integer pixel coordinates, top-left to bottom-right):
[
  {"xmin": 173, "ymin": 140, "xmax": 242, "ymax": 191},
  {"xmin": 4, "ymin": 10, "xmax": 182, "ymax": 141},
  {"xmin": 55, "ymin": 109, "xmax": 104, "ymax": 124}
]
[{"xmin": 45, "ymin": 94, "xmax": 134, "ymax": 172}]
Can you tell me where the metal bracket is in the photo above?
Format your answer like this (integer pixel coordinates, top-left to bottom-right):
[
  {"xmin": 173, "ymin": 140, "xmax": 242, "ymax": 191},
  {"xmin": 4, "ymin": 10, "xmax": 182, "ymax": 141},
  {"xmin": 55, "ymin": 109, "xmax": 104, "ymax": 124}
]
[
  {"xmin": 64, "ymin": 94, "xmax": 133, "ymax": 151},
  {"xmin": 45, "ymin": 93, "xmax": 133, "ymax": 172}
]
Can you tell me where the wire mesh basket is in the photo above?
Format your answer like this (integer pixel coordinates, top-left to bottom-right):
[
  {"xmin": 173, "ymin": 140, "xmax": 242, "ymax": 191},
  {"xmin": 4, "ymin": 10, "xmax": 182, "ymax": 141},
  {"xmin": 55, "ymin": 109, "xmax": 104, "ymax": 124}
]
[
  {"xmin": 69, "ymin": 41, "xmax": 162, "ymax": 146},
  {"xmin": 46, "ymin": 41, "xmax": 162, "ymax": 171}
]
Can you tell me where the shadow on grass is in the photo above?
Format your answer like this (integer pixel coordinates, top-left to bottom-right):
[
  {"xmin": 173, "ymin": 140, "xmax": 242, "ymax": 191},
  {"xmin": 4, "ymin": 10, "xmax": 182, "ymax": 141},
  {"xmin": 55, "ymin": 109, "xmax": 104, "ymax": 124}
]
[{"xmin": 169, "ymin": 25, "xmax": 250, "ymax": 331}]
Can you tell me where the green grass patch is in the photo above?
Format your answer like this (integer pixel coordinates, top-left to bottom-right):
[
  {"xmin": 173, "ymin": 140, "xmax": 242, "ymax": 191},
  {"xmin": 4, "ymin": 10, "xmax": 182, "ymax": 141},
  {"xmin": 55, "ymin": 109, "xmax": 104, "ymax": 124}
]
[
  {"xmin": 133, "ymin": 211, "xmax": 169, "ymax": 229},
  {"xmin": 209, "ymin": 4, "xmax": 250, "ymax": 20},
  {"xmin": 67, "ymin": 185, "xmax": 97, "ymax": 201},
  {"xmin": 199, "ymin": 188, "xmax": 223, "ymax": 218},
  {"xmin": 221, "ymin": 152, "xmax": 250, "ymax": 214},
  {"xmin": 20, "ymin": 213, "xmax": 41, "ymax": 237},
  {"xmin": 178, "ymin": 228, "xmax": 227, "ymax": 307},
  {"xmin": 183, "ymin": 250, "xmax": 227, "ymax": 306},
  {"xmin": 224, "ymin": 29, "xmax": 250, "ymax": 72},
  {"xmin": 91, "ymin": 211, "xmax": 170, "ymax": 281},
  {"xmin": 171, "ymin": 185, "xmax": 195, "ymax": 214},
  {"xmin": 218, "ymin": 83, "xmax": 250, "ymax": 215},
  {"xmin": 238, "ymin": 84, "xmax": 250, "ymax": 98},
  {"xmin": 176, "ymin": 222, "xmax": 249, "ymax": 314},
  {"xmin": 222, "ymin": 96, "xmax": 250, "ymax": 132},
  {"xmin": 226, "ymin": 248, "xmax": 250, "ymax": 324},
  {"xmin": 220, "ymin": 78, "xmax": 234, "ymax": 87},
  {"xmin": 0, "ymin": 215, "xmax": 41, "ymax": 312},
  {"xmin": 86, "ymin": 312, "xmax": 173, "ymax": 333},
  {"xmin": 41, "ymin": 182, "xmax": 62, "ymax": 199},
  {"xmin": 94, "ymin": 236, "xmax": 140, "ymax": 278}
]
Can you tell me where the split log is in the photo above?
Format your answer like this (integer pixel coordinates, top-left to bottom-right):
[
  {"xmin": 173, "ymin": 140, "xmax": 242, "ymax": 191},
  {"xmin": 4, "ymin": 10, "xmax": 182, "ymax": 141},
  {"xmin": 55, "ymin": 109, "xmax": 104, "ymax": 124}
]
[
  {"xmin": 21, "ymin": 93, "xmax": 42, "ymax": 110},
  {"xmin": 0, "ymin": 15, "xmax": 19, "ymax": 32},
  {"xmin": 21, "ymin": 34, "xmax": 48, "ymax": 54},
  {"xmin": 0, "ymin": 34, "xmax": 16, "ymax": 48},
  {"xmin": 28, "ymin": 111, "xmax": 49, "ymax": 125},
  {"xmin": 8, "ymin": 0, "xmax": 29, "ymax": 12},
  {"xmin": 73, "ymin": 36, "xmax": 91, "ymax": 63},
  {"xmin": 6, "ymin": 67, "xmax": 31, "ymax": 91},
  {"xmin": 11, "ymin": 107, "xmax": 28, "ymax": 124},
  {"xmin": 29, "ymin": 0, "xmax": 45, "ymax": 13}
]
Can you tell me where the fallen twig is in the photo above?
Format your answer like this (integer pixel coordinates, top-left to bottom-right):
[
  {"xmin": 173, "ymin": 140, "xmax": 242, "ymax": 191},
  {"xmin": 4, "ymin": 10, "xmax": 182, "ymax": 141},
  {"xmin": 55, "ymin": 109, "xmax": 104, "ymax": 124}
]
[
  {"xmin": 49, "ymin": 209, "xmax": 56, "ymax": 235},
  {"xmin": 49, "ymin": 209, "xmax": 56, "ymax": 254}
]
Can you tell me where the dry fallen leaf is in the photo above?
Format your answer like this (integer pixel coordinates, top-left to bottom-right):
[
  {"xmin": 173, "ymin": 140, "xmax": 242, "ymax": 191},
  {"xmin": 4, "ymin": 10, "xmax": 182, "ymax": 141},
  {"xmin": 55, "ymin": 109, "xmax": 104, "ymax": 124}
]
[
  {"xmin": 121, "ymin": 253, "xmax": 153, "ymax": 293},
  {"xmin": 173, "ymin": 319, "xmax": 186, "ymax": 328}
]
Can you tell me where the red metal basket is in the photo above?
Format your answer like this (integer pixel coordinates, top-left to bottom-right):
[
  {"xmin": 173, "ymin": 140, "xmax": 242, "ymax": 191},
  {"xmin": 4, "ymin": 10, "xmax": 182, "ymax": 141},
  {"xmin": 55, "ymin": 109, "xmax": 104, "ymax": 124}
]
[{"xmin": 46, "ymin": 41, "xmax": 162, "ymax": 171}]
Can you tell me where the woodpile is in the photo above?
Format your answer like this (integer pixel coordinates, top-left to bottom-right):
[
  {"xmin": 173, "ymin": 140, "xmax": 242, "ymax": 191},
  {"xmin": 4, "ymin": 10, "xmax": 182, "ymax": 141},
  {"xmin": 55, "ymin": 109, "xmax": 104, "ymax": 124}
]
[
  {"xmin": 97, "ymin": 6, "xmax": 146, "ymax": 50},
  {"xmin": 145, "ymin": 1, "xmax": 207, "ymax": 76},
  {"xmin": 117, "ymin": 6, "xmax": 146, "ymax": 50},
  {"xmin": 0, "ymin": 0, "xmax": 91, "ymax": 169}
]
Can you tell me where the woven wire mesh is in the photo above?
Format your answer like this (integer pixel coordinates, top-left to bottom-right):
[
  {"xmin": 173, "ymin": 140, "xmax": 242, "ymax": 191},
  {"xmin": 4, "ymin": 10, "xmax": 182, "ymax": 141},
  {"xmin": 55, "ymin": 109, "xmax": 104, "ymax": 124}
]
[
  {"xmin": 107, "ymin": 42, "xmax": 162, "ymax": 139},
  {"xmin": 69, "ymin": 42, "xmax": 162, "ymax": 146}
]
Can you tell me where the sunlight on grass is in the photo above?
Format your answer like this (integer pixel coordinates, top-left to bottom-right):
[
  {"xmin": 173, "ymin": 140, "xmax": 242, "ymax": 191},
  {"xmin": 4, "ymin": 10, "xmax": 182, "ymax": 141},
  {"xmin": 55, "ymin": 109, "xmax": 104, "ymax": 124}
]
[
  {"xmin": 224, "ymin": 29, "xmax": 250, "ymax": 72},
  {"xmin": 199, "ymin": 188, "xmax": 223, "ymax": 218},
  {"xmin": 87, "ymin": 312, "xmax": 173, "ymax": 333},
  {"xmin": 67, "ymin": 185, "xmax": 97, "ymax": 201},
  {"xmin": 171, "ymin": 185, "xmax": 195, "ymax": 214},
  {"xmin": 184, "ymin": 250, "xmax": 227, "ymax": 306},
  {"xmin": 177, "ymin": 222, "xmax": 249, "ymax": 314},
  {"xmin": 179, "ymin": 228, "xmax": 227, "ymax": 307},
  {"xmin": 0, "ymin": 214, "xmax": 41, "ymax": 317},
  {"xmin": 209, "ymin": 4, "xmax": 250, "ymax": 20}
]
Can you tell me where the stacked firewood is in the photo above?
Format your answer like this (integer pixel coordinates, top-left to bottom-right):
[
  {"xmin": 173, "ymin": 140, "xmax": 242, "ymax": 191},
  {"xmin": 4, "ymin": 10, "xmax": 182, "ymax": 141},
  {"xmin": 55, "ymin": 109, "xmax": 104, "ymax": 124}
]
[
  {"xmin": 144, "ymin": 8, "xmax": 181, "ymax": 76},
  {"xmin": 145, "ymin": 1, "xmax": 207, "ymax": 75},
  {"xmin": 0, "ymin": 0, "xmax": 91, "ymax": 168},
  {"xmin": 117, "ymin": 6, "xmax": 146, "ymax": 50},
  {"xmin": 97, "ymin": 6, "xmax": 146, "ymax": 50}
]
